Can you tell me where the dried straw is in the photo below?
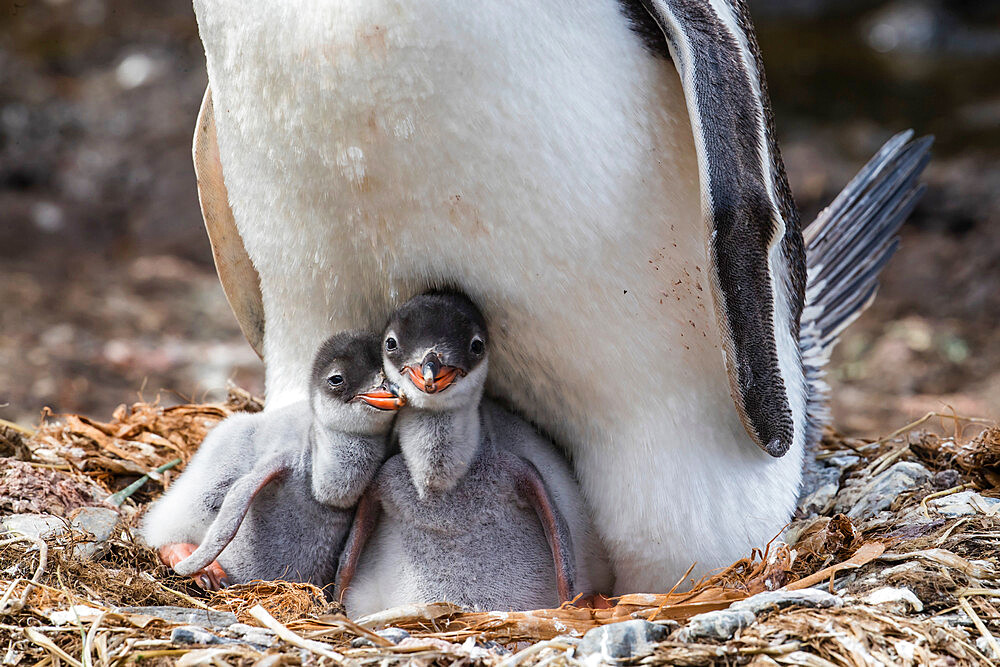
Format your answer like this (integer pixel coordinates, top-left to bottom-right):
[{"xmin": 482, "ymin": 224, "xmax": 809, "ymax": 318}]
[{"xmin": 0, "ymin": 394, "xmax": 996, "ymax": 666}]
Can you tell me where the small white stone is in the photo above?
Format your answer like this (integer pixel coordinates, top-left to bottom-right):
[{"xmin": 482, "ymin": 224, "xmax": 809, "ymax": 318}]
[
  {"xmin": 40, "ymin": 324, "xmax": 74, "ymax": 347},
  {"xmin": 577, "ymin": 619, "xmax": 670, "ymax": 659},
  {"xmin": 827, "ymin": 454, "xmax": 860, "ymax": 470},
  {"xmin": 895, "ymin": 639, "xmax": 917, "ymax": 663},
  {"xmin": 676, "ymin": 609, "xmax": 755, "ymax": 642},
  {"xmin": 116, "ymin": 54, "xmax": 158, "ymax": 89},
  {"xmin": 929, "ymin": 490, "xmax": 1000, "ymax": 517},
  {"xmin": 845, "ymin": 461, "xmax": 931, "ymax": 520},
  {"xmin": 977, "ymin": 636, "xmax": 1000, "ymax": 661},
  {"xmin": 32, "ymin": 202, "xmax": 64, "ymax": 233},
  {"xmin": 226, "ymin": 623, "xmax": 275, "ymax": 647},
  {"xmin": 731, "ymin": 589, "xmax": 842, "ymax": 615},
  {"xmin": 103, "ymin": 339, "xmax": 131, "ymax": 364},
  {"xmin": 70, "ymin": 507, "xmax": 122, "ymax": 560}
]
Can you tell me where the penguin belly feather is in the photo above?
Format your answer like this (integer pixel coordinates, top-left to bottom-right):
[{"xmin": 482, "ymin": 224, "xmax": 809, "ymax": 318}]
[{"xmin": 193, "ymin": 0, "xmax": 806, "ymax": 592}]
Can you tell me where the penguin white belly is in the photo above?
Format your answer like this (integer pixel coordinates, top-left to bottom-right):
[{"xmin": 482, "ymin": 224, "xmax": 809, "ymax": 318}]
[
  {"xmin": 194, "ymin": 0, "xmax": 803, "ymax": 592},
  {"xmin": 344, "ymin": 520, "xmax": 424, "ymax": 618}
]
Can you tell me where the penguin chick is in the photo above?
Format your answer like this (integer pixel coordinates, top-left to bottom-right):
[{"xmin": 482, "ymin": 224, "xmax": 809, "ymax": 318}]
[
  {"xmin": 140, "ymin": 332, "xmax": 403, "ymax": 590},
  {"xmin": 337, "ymin": 293, "xmax": 608, "ymax": 615}
]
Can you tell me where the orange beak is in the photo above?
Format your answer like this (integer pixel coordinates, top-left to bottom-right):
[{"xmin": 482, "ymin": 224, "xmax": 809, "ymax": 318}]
[
  {"xmin": 356, "ymin": 389, "xmax": 406, "ymax": 410},
  {"xmin": 403, "ymin": 365, "xmax": 465, "ymax": 394}
]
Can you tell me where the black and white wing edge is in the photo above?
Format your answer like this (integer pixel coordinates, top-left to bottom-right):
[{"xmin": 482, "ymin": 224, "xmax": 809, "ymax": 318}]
[
  {"xmin": 633, "ymin": 0, "xmax": 931, "ymax": 456},
  {"xmin": 639, "ymin": 0, "xmax": 808, "ymax": 456}
]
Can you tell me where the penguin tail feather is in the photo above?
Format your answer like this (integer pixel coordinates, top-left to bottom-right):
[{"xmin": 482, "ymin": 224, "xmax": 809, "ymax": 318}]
[{"xmin": 799, "ymin": 129, "xmax": 933, "ymax": 444}]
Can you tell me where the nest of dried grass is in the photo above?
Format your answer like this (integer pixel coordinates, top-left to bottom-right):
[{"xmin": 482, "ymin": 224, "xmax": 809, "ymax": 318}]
[{"xmin": 1, "ymin": 395, "xmax": 998, "ymax": 666}]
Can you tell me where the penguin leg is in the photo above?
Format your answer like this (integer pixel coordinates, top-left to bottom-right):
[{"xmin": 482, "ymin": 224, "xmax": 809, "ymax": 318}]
[
  {"xmin": 158, "ymin": 543, "xmax": 229, "ymax": 591},
  {"xmin": 335, "ymin": 485, "xmax": 381, "ymax": 602},
  {"xmin": 577, "ymin": 594, "xmax": 614, "ymax": 609},
  {"xmin": 512, "ymin": 456, "xmax": 577, "ymax": 604},
  {"xmin": 173, "ymin": 456, "xmax": 289, "ymax": 584},
  {"xmin": 641, "ymin": 0, "xmax": 807, "ymax": 456}
]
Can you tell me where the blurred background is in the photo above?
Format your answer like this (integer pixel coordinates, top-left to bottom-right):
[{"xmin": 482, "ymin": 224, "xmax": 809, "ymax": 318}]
[{"xmin": 1, "ymin": 0, "xmax": 998, "ymax": 434}]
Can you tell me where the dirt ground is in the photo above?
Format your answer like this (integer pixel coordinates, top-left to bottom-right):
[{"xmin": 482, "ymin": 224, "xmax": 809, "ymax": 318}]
[{"xmin": 1, "ymin": 0, "xmax": 998, "ymax": 433}]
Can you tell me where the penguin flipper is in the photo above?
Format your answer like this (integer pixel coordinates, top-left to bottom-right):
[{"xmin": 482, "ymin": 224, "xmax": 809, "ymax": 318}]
[
  {"xmin": 194, "ymin": 86, "xmax": 266, "ymax": 358},
  {"xmin": 644, "ymin": 0, "xmax": 806, "ymax": 457},
  {"xmin": 800, "ymin": 130, "xmax": 932, "ymax": 443},
  {"xmin": 512, "ymin": 456, "xmax": 577, "ymax": 604},
  {"xmin": 335, "ymin": 485, "xmax": 382, "ymax": 599},
  {"xmin": 173, "ymin": 457, "xmax": 289, "ymax": 577}
]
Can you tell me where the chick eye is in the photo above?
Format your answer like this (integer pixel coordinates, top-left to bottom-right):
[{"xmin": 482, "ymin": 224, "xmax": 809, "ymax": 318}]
[
  {"xmin": 470, "ymin": 337, "xmax": 485, "ymax": 356},
  {"xmin": 327, "ymin": 374, "xmax": 344, "ymax": 388},
  {"xmin": 385, "ymin": 337, "xmax": 398, "ymax": 352}
]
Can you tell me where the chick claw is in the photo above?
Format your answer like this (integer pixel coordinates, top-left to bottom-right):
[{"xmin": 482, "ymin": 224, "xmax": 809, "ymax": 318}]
[{"xmin": 159, "ymin": 543, "xmax": 230, "ymax": 591}]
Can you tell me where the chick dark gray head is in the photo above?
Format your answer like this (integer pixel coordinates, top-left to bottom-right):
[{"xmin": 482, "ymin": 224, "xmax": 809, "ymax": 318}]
[
  {"xmin": 382, "ymin": 292, "xmax": 488, "ymax": 410},
  {"xmin": 310, "ymin": 331, "xmax": 404, "ymax": 434}
]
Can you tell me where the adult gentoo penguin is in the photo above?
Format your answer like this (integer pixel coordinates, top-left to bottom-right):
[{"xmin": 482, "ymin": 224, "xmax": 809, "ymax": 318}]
[{"xmin": 191, "ymin": 0, "xmax": 930, "ymax": 593}]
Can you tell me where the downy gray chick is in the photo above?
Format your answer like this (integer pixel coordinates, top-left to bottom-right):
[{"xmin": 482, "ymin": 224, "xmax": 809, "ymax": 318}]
[
  {"xmin": 337, "ymin": 293, "xmax": 610, "ymax": 615},
  {"xmin": 141, "ymin": 332, "xmax": 403, "ymax": 589}
]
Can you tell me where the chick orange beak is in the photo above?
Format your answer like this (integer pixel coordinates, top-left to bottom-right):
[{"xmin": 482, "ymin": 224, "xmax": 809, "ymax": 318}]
[
  {"xmin": 403, "ymin": 365, "xmax": 465, "ymax": 394},
  {"xmin": 356, "ymin": 388, "xmax": 406, "ymax": 410}
]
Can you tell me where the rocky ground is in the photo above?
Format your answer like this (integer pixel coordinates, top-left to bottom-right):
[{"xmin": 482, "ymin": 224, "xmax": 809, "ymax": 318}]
[
  {"xmin": 1, "ymin": 394, "xmax": 998, "ymax": 664},
  {"xmin": 1, "ymin": 1, "xmax": 998, "ymax": 433}
]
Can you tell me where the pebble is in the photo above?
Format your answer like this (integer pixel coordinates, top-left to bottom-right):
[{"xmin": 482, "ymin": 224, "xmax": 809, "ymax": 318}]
[
  {"xmin": 827, "ymin": 455, "xmax": 861, "ymax": 470},
  {"xmin": 730, "ymin": 589, "xmax": 842, "ymax": 615},
  {"xmin": 798, "ymin": 457, "xmax": 841, "ymax": 516},
  {"xmin": 227, "ymin": 623, "xmax": 275, "ymax": 648},
  {"xmin": 172, "ymin": 624, "xmax": 276, "ymax": 650},
  {"xmin": 932, "ymin": 469, "xmax": 962, "ymax": 489},
  {"xmin": 675, "ymin": 609, "xmax": 755, "ymax": 642},
  {"xmin": 675, "ymin": 590, "xmax": 843, "ymax": 643},
  {"xmin": 69, "ymin": 506, "xmax": 121, "ymax": 560},
  {"xmin": 798, "ymin": 454, "xmax": 861, "ymax": 516},
  {"xmin": 798, "ymin": 478, "xmax": 840, "ymax": 516},
  {"xmin": 351, "ymin": 627, "xmax": 411, "ymax": 648},
  {"xmin": 936, "ymin": 611, "xmax": 975, "ymax": 628},
  {"xmin": 1, "ymin": 513, "xmax": 66, "ymax": 540},
  {"xmin": 842, "ymin": 461, "xmax": 931, "ymax": 520},
  {"xmin": 171, "ymin": 626, "xmax": 231, "ymax": 646},
  {"xmin": 927, "ymin": 490, "xmax": 1000, "ymax": 517},
  {"xmin": 576, "ymin": 619, "xmax": 670, "ymax": 660},
  {"xmin": 115, "ymin": 606, "xmax": 238, "ymax": 629},
  {"xmin": 976, "ymin": 636, "xmax": 1000, "ymax": 661}
]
